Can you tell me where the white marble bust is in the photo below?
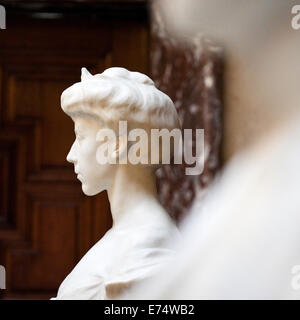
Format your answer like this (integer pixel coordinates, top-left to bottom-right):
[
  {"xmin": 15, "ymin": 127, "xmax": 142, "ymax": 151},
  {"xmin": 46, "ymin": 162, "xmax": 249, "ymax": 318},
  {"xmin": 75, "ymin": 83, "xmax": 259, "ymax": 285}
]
[{"xmin": 52, "ymin": 67, "xmax": 181, "ymax": 300}]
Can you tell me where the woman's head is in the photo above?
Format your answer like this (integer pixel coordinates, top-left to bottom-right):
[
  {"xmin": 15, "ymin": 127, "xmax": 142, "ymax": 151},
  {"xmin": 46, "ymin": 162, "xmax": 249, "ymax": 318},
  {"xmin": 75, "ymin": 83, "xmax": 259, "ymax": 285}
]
[{"xmin": 62, "ymin": 67, "xmax": 180, "ymax": 195}]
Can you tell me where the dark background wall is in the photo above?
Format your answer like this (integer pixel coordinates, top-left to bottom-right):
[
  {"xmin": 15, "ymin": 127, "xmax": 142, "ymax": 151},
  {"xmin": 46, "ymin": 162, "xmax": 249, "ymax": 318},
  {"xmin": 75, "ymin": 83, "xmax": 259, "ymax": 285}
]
[{"xmin": 0, "ymin": 0, "xmax": 149, "ymax": 299}]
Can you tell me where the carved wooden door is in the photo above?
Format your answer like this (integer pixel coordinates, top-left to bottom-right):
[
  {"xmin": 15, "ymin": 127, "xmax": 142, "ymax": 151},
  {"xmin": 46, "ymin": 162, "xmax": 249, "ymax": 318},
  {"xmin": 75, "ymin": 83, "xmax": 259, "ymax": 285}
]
[{"xmin": 0, "ymin": 10, "xmax": 148, "ymax": 299}]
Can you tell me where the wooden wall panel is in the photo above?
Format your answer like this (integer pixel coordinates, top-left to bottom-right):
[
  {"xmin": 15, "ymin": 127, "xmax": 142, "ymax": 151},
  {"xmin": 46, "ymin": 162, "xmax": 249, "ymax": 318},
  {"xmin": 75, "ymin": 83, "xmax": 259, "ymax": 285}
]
[
  {"xmin": 0, "ymin": 139, "xmax": 17, "ymax": 227},
  {"xmin": 9, "ymin": 204, "xmax": 78, "ymax": 291},
  {"xmin": 0, "ymin": 8, "xmax": 149, "ymax": 299}
]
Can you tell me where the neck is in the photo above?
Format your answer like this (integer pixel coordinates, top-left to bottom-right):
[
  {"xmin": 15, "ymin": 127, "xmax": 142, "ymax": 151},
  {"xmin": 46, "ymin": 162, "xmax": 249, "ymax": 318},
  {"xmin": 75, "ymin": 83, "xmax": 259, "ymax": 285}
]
[{"xmin": 107, "ymin": 165, "xmax": 164, "ymax": 228}]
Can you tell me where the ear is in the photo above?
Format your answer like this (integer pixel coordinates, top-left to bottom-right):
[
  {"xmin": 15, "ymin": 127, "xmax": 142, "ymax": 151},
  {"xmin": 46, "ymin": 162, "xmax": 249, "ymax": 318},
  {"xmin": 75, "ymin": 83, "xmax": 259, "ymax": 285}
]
[
  {"xmin": 110, "ymin": 135, "xmax": 128, "ymax": 164},
  {"xmin": 81, "ymin": 67, "xmax": 93, "ymax": 81},
  {"xmin": 96, "ymin": 129, "xmax": 128, "ymax": 165}
]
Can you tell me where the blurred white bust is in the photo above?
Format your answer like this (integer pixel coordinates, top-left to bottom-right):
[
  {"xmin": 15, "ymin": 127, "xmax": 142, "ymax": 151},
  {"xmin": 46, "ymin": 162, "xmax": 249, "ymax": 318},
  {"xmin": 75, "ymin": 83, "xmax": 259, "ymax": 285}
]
[
  {"xmin": 52, "ymin": 67, "xmax": 180, "ymax": 300},
  {"xmin": 120, "ymin": 0, "xmax": 300, "ymax": 300}
]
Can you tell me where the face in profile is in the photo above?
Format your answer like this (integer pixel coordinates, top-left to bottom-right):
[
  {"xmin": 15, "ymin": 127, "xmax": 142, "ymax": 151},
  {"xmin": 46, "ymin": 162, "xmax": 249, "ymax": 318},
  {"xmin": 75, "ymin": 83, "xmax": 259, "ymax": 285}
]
[{"xmin": 66, "ymin": 117, "xmax": 113, "ymax": 196}]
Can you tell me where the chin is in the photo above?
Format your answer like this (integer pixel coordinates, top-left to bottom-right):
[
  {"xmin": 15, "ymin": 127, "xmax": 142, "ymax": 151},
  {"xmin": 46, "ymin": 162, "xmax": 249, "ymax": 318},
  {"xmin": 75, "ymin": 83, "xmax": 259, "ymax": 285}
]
[{"xmin": 81, "ymin": 183, "xmax": 103, "ymax": 196}]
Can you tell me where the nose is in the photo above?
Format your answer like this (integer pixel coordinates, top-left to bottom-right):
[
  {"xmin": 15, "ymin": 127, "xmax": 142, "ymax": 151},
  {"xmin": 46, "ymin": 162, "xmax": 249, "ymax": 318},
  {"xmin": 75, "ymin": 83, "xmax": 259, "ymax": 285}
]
[{"xmin": 66, "ymin": 141, "xmax": 77, "ymax": 164}]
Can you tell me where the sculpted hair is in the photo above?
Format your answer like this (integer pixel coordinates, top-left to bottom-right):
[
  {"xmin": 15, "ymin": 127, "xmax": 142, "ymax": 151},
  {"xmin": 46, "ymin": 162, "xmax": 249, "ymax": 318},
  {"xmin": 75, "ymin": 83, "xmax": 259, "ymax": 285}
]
[{"xmin": 61, "ymin": 67, "xmax": 180, "ymax": 131}]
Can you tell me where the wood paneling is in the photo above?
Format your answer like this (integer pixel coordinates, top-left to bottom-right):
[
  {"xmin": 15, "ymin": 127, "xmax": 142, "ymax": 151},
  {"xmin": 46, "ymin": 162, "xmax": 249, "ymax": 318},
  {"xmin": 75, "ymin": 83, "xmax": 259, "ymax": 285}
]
[{"xmin": 0, "ymin": 8, "xmax": 149, "ymax": 299}]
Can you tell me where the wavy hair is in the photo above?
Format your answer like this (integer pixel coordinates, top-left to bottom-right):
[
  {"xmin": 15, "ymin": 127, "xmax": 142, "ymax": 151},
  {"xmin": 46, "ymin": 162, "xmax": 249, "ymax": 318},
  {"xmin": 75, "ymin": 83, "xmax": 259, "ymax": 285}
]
[{"xmin": 61, "ymin": 67, "xmax": 180, "ymax": 131}]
